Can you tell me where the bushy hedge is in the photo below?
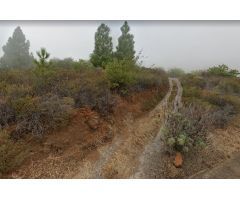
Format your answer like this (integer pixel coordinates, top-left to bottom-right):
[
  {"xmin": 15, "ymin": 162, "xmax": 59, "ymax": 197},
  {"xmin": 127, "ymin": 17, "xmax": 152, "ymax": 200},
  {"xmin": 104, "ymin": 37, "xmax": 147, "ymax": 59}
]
[{"xmin": 106, "ymin": 59, "xmax": 168, "ymax": 95}]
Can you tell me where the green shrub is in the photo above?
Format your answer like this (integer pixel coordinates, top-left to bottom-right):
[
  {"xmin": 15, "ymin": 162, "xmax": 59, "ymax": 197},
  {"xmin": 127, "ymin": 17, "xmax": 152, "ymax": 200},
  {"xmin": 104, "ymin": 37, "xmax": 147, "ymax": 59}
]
[
  {"xmin": 106, "ymin": 59, "xmax": 168, "ymax": 95},
  {"xmin": 106, "ymin": 59, "xmax": 137, "ymax": 91},
  {"xmin": 208, "ymin": 64, "xmax": 240, "ymax": 77},
  {"xmin": 163, "ymin": 103, "xmax": 213, "ymax": 153}
]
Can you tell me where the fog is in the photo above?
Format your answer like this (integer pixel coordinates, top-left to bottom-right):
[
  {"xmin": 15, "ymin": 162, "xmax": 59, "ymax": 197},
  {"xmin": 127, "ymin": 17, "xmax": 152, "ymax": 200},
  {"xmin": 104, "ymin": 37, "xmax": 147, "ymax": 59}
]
[{"xmin": 0, "ymin": 21, "xmax": 240, "ymax": 71}]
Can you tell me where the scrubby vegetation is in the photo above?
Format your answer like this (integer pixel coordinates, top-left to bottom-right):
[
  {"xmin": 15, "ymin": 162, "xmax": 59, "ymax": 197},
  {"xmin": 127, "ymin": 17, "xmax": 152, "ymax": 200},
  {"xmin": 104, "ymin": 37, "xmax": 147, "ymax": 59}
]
[
  {"xmin": 0, "ymin": 22, "xmax": 169, "ymax": 177},
  {"xmin": 163, "ymin": 103, "xmax": 212, "ymax": 153},
  {"xmin": 167, "ymin": 68, "xmax": 185, "ymax": 78},
  {"xmin": 164, "ymin": 65, "xmax": 240, "ymax": 155},
  {"xmin": 1, "ymin": 22, "xmax": 239, "ymax": 178}
]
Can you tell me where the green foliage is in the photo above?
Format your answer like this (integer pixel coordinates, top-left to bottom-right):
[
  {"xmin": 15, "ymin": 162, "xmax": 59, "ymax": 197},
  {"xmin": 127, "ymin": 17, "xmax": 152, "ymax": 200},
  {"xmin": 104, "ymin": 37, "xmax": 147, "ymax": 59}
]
[
  {"xmin": 34, "ymin": 48, "xmax": 52, "ymax": 71},
  {"xmin": 90, "ymin": 23, "xmax": 113, "ymax": 68},
  {"xmin": 163, "ymin": 104, "xmax": 212, "ymax": 153},
  {"xmin": 0, "ymin": 26, "xmax": 33, "ymax": 68},
  {"xmin": 106, "ymin": 59, "xmax": 136, "ymax": 91},
  {"xmin": 168, "ymin": 68, "xmax": 185, "ymax": 77},
  {"xmin": 208, "ymin": 64, "xmax": 240, "ymax": 77},
  {"xmin": 115, "ymin": 21, "xmax": 135, "ymax": 62},
  {"xmin": 106, "ymin": 59, "xmax": 168, "ymax": 95}
]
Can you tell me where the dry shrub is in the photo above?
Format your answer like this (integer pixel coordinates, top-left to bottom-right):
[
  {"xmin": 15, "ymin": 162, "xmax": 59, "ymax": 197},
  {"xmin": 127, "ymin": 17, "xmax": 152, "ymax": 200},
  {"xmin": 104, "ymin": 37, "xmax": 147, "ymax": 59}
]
[
  {"xmin": 74, "ymin": 79, "xmax": 115, "ymax": 116},
  {"xmin": 0, "ymin": 131, "xmax": 28, "ymax": 176},
  {"xmin": 211, "ymin": 105, "xmax": 235, "ymax": 128},
  {"xmin": 0, "ymin": 100, "xmax": 15, "ymax": 128},
  {"xmin": 163, "ymin": 103, "xmax": 213, "ymax": 153},
  {"xmin": 203, "ymin": 91, "xmax": 240, "ymax": 111},
  {"xmin": 181, "ymin": 74, "xmax": 207, "ymax": 90},
  {"xmin": 182, "ymin": 86, "xmax": 201, "ymax": 98},
  {"xmin": 141, "ymin": 90, "xmax": 165, "ymax": 111},
  {"xmin": 217, "ymin": 77, "xmax": 240, "ymax": 95},
  {"xmin": 11, "ymin": 95, "xmax": 74, "ymax": 139}
]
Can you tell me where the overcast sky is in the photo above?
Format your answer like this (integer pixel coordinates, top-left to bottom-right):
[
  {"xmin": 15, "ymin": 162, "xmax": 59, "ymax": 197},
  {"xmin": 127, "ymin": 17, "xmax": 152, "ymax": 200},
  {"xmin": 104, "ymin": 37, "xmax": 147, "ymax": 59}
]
[{"xmin": 0, "ymin": 21, "xmax": 240, "ymax": 71}]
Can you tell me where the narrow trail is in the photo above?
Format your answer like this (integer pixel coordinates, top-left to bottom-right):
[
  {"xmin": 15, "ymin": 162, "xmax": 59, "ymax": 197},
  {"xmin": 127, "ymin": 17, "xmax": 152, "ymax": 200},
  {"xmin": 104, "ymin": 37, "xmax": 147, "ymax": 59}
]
[
  {"xmin": 133, "ymin": 78, "xmax": 183, "ymax": 178},
  {"xmin": 173, "ymin": 78, "xmax": 183, "ymax": 112},
  {"xmin": 74, "ymin": 77, "xmax": 183, "ymax": 179}
]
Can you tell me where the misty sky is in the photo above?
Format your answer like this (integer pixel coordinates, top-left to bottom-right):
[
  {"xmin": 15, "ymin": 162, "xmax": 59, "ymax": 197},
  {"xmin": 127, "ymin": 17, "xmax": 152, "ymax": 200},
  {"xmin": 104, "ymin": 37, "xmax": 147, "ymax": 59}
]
[{"xmin": 0, "ymin": 21, "xmax": 240, "ymax": 71}]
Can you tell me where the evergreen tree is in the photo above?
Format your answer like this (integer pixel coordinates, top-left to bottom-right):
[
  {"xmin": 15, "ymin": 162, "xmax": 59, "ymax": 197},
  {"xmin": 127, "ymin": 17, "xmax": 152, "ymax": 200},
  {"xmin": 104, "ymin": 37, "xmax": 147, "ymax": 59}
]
[
  {"xmin": 115, "ymin": 21, "xmax": 135, "ymax": 62},
  {"xmin": 90, "ymin": 23, "xmax": 113, "ymax": 68},
  {"xmin": 34, "ymin": 48, "xmax": 51, "ymax": 69},
  {"xmin": 0, "ymin": 26, "xmax": 33, "ymax": 68}
]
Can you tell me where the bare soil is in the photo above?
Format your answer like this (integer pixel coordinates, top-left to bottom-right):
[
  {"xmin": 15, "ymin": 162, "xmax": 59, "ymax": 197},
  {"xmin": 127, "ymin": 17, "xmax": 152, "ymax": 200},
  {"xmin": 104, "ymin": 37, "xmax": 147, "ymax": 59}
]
[{"xmin": 6, "ymin": 87, "xmax": 167, "ymax": 178}]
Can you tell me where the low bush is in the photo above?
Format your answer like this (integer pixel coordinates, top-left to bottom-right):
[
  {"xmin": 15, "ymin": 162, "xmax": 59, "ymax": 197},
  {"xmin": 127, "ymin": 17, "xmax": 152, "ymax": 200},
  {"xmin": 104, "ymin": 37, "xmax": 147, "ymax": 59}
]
[
  {"xmin": 106, "ymin": 59, "xmax": 137, "ymax": 92},
  {"xmin": 106, "ymin": 59, "xmax": 168, "ymax": 95},
  {"xmin": 11, "ymin": 95, "xmax": 74, "ymax": 139},
  {"xmin": 0, "ymin": 101, "xmax": 15, "ymax": 128},
  {"xmin": 74, "ymin": 74, "xmax": 115, "ymax": 116},
  {"xmin": 181, "ymin": 74, "xmax": 207, "ymax": 90},
  {"xmin": 0, "ymin": 131, "xmax": 28, "ymax": 176},
  {"xmin": 202, "ymin": 91, "xmax": 240, "ymax": 111},
  {"xmin": 182, "ymin": 86, "xmax": 202, "ymax": 98},
  {"xmin": 217, "ymin": 78, "xmax": 240, "ymax": 95},
  {"xmin": 211, "ymin": 105, "xmax": 235, "ymax": 128},
  {"xmin": 133, "ymin": 67, "xmax": 168, "ymax": 92},
  {"xmin": 163, "ymin": 103, "xmax": 213, "ymax": 153}
]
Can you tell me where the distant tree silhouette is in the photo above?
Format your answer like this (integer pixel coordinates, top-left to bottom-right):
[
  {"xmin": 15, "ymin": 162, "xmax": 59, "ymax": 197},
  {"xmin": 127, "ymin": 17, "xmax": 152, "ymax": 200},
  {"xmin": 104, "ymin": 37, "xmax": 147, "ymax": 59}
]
[
  {"xmin": 90, "ymin": 23, "xmax": 113, "ymax": 68},
  {"xmin": 0, "ymin": 26, "xmax": 33, "ymax": 68}
]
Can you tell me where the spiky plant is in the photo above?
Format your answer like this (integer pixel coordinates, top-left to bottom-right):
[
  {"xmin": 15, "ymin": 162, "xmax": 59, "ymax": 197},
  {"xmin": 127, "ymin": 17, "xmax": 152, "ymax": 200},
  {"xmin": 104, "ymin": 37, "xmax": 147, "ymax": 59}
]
[{"xmin": 34, "ymin": 48, "xmax": 51, "ymax": 68}]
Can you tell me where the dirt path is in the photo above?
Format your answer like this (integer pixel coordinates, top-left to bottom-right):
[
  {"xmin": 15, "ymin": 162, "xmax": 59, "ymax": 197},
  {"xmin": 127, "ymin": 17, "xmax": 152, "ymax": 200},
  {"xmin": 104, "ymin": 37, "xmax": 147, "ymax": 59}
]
[
  {"xmin": 133, "ymin": 78, "xmax": 183, "ymax": 178},
  {"xmin": 74, "ymin": 78, "xmax": 182, "ymax": 179}
]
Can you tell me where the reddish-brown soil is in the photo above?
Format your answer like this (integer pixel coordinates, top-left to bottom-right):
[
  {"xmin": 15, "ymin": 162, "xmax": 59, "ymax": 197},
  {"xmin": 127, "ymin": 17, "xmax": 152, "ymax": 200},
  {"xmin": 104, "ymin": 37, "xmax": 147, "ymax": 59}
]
[{"xmin": 5, "ymin": 87, "xmax": 165, "ymax": 179}]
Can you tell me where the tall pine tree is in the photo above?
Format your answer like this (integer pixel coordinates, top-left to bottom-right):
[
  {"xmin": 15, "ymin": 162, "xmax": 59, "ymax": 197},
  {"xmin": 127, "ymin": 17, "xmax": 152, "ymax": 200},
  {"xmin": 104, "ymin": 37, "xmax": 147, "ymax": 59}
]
[
  {"xmin": 0, "ymin": 26, "xmax": 33, "ymax": 68},
  {"xmin": 90, "ymin": 23, "xmax": 113, "ymax": 68},
  {"xmin": 115, "ymin": 21, "xmax": 135, "ymax": 62}
]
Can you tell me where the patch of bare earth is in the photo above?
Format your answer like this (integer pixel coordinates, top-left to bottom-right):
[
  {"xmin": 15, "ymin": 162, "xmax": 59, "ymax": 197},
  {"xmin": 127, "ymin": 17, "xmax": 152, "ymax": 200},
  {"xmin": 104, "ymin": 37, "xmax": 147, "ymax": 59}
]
[
  {"xmin": 74, "ymin": 86, "xmax": 171, "ymax": 178},
  {"xmin": 6, "ymin": 87, "xmax": 165, "ymax": 179}
]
